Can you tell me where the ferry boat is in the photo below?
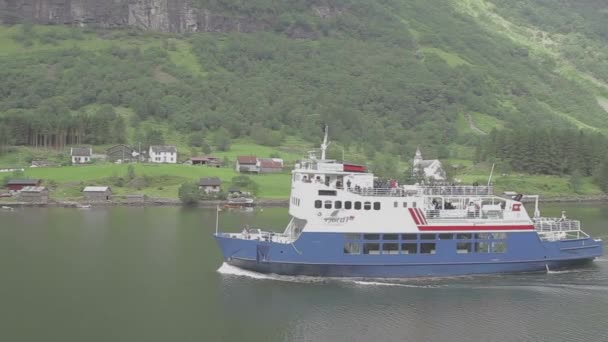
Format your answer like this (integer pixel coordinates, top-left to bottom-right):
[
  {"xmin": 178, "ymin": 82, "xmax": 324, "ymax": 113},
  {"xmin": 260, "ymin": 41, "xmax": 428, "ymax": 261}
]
[{"xmin": 214, "ymin": 131, "xmax": 604, "ymax": 278}]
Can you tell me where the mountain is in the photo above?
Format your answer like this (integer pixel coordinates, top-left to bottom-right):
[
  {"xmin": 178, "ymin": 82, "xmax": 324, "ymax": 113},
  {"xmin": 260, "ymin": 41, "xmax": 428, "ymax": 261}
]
[{"xmin": 1, "ymin": 0, "xmax": 608, "ymax": 166}]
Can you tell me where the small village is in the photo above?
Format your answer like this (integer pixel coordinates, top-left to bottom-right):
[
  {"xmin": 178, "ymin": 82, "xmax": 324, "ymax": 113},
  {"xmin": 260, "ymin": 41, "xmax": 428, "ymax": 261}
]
[{"xmin": 0, "ymin": 144, "xmax": 444, "ymax": 207}]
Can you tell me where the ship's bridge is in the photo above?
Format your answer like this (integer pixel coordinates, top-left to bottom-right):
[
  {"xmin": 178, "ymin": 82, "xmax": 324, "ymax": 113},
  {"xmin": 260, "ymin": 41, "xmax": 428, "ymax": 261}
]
[{"xmin": 292, "ymin": 158, "xmax": 374, "ymax": 190}]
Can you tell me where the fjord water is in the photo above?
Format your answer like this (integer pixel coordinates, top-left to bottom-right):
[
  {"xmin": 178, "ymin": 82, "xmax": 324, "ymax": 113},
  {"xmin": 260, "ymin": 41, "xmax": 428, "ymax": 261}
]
[{"xmin": 0, "ymin": 204, "xmax": 606, "ymax": 342}]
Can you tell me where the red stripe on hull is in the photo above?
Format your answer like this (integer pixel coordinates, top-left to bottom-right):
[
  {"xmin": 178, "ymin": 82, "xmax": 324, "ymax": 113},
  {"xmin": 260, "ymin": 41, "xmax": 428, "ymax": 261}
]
[
  {"xmin": 408, "ymin": 208, "xmax": 420, "ymax": 225},
  {"xmin": 418, "ymin": 225, "xmax": 534, "ymax": 231}
]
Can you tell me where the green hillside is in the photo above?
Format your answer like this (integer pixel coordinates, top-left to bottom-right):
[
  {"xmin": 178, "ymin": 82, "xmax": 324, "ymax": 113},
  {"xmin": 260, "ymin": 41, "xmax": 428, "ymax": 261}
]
[{"xmin": 2, "ymin": 0, "xmax": 608, "ymax": 198}]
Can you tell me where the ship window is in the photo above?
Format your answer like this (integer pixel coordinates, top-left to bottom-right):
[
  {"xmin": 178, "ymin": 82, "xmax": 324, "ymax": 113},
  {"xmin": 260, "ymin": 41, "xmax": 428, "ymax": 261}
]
[
  {"xmin": 364, "ymin": 234, "xmax": 380, "ymax": 240},
  {"xmin": 493, "ymin": 232, "xmax": 507, "ymax": 240},
  {"xmin": 420, "ymin": 234, "xmax": 436, "ymax": 240},
  {"xmin": 475, "ymin": 242, "xmax": 491, "ymax": 253},
  {"xmin": 373, "ymin": 202, "xmax": 381, "ymax": 210},
  {"xmin": 314, "ymin": 200, "xmax": 322, "ymax": 209},
  {"xmin": 492, "ymin": 242, "xmax": 507, "ymax": 253},
  {"xmin": 343, "ymin": 242, "xmax": 361, "ymax": 255},
  {"xmin": 401, "ymin": 243, "xmax": 417, "ymax": 254},
  {"xmin": 457, "ymin": 233, "xmax": 473, "ymax": 240},
  {"xmin": 345, "ymin": 201, "xmax": 352, "ymax": 210},
  {"xmin": 403, "ymin": 202, "xmax": 408, "ymax": 208},
  {"xmin": 335, "ymin": 201, "xmax": 342, "ymax": 209},
  {"xmin": 438, "ymin": 234, "xmax": 453, "ymax": 240},
  {"xmin": 363, "ymin": 243, "xmax": 381, "ymax": 255},
  {"xmin": 383, "ymin": 243, "xmax": 399, "ymax": 255},
  {"xmin": 344, "ymin": 233, "xmax": 360, "ymax": 241},
  {"xmin": 319, "ymin": 190, "xmax": 337, "ymax": 196},
  {"xmin": 394, "ymin": 201, "xmax": 398, "ymax": 208},
  {"xmin": 354, "ymin": 202, "xmax": 362, "ymax": 210},
  {"xmin": 383, "ymin": 234, "xmax": 399, "ymax": 240},
  {"xmin": 457, "ymin": 242, "xmax": 473, "ymax": 254},
  {"xmin": 402, "ymin": 234, "xmax": 418, "ymax": 240},
  {"xmin": 412, "ymin": 202, "xmax": 417, "ymax": 208},
  {"xmin": 420, "ymin": 243, "xmax": 436, "ymax": 254},
  {"xmin": 324, "ymin": 200, "xmax": 332, "ymax": 209},
  {"xmin": 364, "ymin": 202, "xmax": 371, "ymax": 210},
  {"xmin": 475, "ymin": 233, "xmax": 493, "ymax": 240}
]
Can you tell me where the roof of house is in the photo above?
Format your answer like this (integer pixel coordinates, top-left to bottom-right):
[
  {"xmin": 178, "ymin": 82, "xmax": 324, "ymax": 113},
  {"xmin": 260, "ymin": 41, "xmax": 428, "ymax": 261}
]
[
  {"xmin": 418, "ymin": 159, "xmax": 441, "ymax": 168},
  {"xmin": 260, "ymin": 159, "xmax": 283, "ymax": 169},
  {"xmin": 71, "ymin": 147, "xmax": 92, "ymax": 156},
  {"xmin": 191, "ymin": 156, "xmax": 220, "ymax": 162},
  {"xmin": 237, "ymin": 156, "xmax": 257, "ymax": 165},
  {"xmin": 107, "ymin": 144, "xmax": 134, "ymax": 153},
  {"xmin": 150, "ymin": 145, "xmax": 177, "ymax": 153},
  {"xmin": 83, "ymin": 186, "xmax": 111, "ymax": 192},
  {"xmin": 198, "ymin": 177, "xmax": 222, "ymax": 186},
  {"xmin": 228, "ymin": 187, "xmax": 241, "ymax": 193},
  {"xmin": 7, "ymin": 179, "xmax": 41, "ymax": 185},
  {"xmin": 20, "ymin": 186, "xmax": 47, "ymax": 193}
]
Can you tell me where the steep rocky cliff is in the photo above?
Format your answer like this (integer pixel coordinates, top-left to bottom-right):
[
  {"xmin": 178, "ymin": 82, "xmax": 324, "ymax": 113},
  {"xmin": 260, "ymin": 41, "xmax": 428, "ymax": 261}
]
[{"xmin": 0, "ymin": 0, "xmax": 272, "ymax": 33}]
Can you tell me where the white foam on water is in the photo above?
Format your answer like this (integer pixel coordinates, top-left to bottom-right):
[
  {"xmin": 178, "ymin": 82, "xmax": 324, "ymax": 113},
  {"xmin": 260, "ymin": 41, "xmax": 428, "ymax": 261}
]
[
  {"xmin": 217, "ymin": 262, "xmax": 275, "ymax": 280},
  {"xmin": 217, "ymin": 263, "xmax": 330, "ymax": 283},
  {"xmin": 217, "ymin": 263, "xmax": 441, "ymax": 287},
  {"xmin": 350, "ymin": 280, "xmax": 440, "ymax": 288},
  {"xmin": 546, "ymin": 269, "xmax": 587, "ymax": 275}
]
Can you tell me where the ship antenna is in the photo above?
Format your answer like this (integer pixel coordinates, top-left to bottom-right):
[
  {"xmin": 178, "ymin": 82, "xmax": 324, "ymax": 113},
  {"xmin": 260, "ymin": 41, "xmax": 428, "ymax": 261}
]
[
  {"xmin": 487, "ymin": 163, "xmax": 495, "ymax": 187},
  {"xmin": 321, "ymin": 125, "xmax": 331, "ymax": 160}
]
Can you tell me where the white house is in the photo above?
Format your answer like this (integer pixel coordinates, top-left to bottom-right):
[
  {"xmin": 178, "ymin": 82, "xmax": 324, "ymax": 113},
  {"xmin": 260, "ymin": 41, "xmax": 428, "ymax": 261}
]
[
  {"xmin": 149, "ymin": 146, "xmax": 177, "ymax": 164},
  {"xmin": 71, "ymin": 147, "xmax": 92, "ymax": 164},
  {"xmin": 412, "ymin": 147, "xmax": 446, "ymax": 181},
  {"xmin": 236, "ymin": 156, "xmax": 260, "ymax": 173}
]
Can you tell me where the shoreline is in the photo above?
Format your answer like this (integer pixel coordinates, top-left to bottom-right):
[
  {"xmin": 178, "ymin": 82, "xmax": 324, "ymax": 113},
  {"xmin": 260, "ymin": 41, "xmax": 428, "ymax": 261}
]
[
  {"xmin": 0, "ymin": 198, "xmax": 290, "ymax": 208},
  {"xmin": 1, "ymin": 195, "xmax": 607, "ymax": 208}
]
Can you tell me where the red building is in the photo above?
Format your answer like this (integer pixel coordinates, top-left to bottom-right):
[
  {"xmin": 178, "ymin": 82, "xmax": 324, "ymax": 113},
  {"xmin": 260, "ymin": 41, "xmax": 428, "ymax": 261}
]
[{"xmin": 6, "ymin": 179, "xmax": 42, "ymax": 192}]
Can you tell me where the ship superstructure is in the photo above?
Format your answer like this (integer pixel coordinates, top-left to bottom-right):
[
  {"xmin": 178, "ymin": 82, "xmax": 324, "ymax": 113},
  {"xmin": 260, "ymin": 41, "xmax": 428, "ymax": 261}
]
[{"xmin": 214, "ymin": 131, "xmax": 603, "ymax": 278}]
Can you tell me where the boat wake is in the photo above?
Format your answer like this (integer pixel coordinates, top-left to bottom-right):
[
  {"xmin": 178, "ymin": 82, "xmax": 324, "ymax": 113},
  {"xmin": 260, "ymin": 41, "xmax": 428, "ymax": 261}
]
[
  {"xmin": 217, "ymin": 263, "xmax": 441, "ymax": 288},
  {"xmin": 350, "ymin": 280, "xmax": 441, "ymax": 288},
  {"xmin": 217, "ymin": 263, "xmax": 331, "ymax": 284}
]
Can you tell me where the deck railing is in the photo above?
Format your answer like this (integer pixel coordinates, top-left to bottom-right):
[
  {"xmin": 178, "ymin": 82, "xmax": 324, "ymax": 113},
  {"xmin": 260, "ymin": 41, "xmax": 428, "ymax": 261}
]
[
  {"xmin": 417, "ymin": 186, "xmax": 493, "ymax": 196},
  {"xmin": 533, "ymin": 218, "xmax": 581, "ymax": 232},
  {"xmin": 346, "ymin": 185, "xmax": 494, "ymax": 197},
  {"xmin": 533, "ymin": 218, "xmax": 588, "ymax": 241},
  {"xmin": 346, "ymin": 188, "xmax": 410, "ymax": 197},
  {"xmin": 426, "ymin": 208, "xmax": 504, "ymax": 220}
]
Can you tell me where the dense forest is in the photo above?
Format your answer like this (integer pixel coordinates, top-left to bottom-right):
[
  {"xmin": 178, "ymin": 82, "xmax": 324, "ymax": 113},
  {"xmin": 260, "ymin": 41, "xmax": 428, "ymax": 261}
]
[{"xmin": 1, "ymin": 0, "xmax": 608, "ymax": 181}]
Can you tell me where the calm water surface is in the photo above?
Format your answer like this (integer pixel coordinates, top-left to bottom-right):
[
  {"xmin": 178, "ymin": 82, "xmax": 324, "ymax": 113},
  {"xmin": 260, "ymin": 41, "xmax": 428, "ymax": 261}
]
[{"xmin": 0, "ymin": 203, "xmax": 607, "ymax": 342}]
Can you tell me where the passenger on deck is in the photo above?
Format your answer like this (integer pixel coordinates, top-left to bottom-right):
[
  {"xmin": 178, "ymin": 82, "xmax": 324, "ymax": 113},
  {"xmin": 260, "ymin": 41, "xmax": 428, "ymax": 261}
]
[{"xmin": 347, "ymin": 180, "xmax": 352, "ymax": 189}]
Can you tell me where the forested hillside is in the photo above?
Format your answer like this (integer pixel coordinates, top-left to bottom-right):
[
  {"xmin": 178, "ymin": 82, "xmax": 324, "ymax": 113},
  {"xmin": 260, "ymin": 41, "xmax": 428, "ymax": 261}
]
[{"xmin": 1, "ymin": 0, "xmax": 608, "ymax": 184}]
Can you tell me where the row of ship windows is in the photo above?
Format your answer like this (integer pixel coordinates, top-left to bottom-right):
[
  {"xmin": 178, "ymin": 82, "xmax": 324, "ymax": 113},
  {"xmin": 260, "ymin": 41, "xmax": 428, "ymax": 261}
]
[
  {"xmin": 345, "ymin": 232, "xmax": 508, "ymax": 241},
  {"xmin": 343, "ymin": 241, "xmax": 508, "ymax": 255},
  {"xmin": 315, "ymin": 200, "xmax": 420, "ymax": 210}
]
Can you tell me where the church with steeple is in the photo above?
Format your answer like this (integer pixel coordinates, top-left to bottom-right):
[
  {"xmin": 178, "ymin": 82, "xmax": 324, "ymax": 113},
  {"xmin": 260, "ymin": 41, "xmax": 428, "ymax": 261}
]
[{"xmin": 412, "ymin": 147, "xmax": 446, "ymax": 181}]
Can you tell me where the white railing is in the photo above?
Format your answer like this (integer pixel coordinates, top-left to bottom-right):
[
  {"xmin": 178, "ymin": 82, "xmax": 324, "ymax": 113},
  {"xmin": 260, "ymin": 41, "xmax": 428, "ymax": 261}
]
[
  {"xmin": 346, "ymin": 186, "xmax": 495, "ymax": 198},
  {"xmin": 426, "ymin": 208, "xmax": 504, "ymax": 220},
  {"xmin": 533, "ymin": 218, "xmax": 588, "ymax": 241},
  {"xmin": 417, "ymin": 186, "xmax": 493, "ymax": 196},
  {"xmin": 222, "ymin": 229, "xmax": 293, "ymax": 244},
  {"xmin": 347, "ymin": 188, "xmax": 410, "ymax": 197},
  {"xmin": 534, "ymin": 218, "xmax": 581, "ymax": 232}
]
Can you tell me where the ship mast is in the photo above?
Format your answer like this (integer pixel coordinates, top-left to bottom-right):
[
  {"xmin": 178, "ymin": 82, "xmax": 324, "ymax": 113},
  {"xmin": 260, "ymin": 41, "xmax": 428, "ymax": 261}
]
[{"xmin": 320, "ymin": 125, "xmax": 331, "ymax": 160}]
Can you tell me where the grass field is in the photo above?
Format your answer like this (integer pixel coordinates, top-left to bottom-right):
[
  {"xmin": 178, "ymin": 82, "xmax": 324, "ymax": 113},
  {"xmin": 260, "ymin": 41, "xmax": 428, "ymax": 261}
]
[
  {"xmin": 454, "ymin": 163, "xmax": 602, "ymax": 197},
  {"xmin": 18, "ymin": 163, "xmax": 292, "ymax": 200}
]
